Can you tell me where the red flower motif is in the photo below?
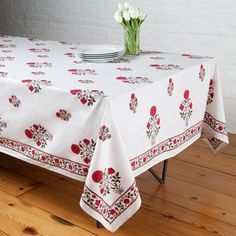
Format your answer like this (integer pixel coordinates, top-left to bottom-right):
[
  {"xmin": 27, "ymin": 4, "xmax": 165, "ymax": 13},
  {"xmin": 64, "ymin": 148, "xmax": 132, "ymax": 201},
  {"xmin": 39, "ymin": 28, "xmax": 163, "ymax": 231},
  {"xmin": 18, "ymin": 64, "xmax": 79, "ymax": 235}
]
[
  {"xmin": 80, "ymin": 97, "xmax": 87, "ymax": 104},
  {"xmin": 33, "ymin": 124, "xmax": 39, "ymax": 130},
  {"xmin": 110, "ymin": 209, "xmax": 116, "ymax": 215},
  {"xmin": 179, "ymin": 104, "xmax": 184, "ymax": 111},
  {"xmin": 25, "ymin": 129, "xmax": 33, "ymax": 139},
  {"xmin": 70, "ymin": 89, "xmax": 82, "ymax": 95},
  {"xmin": 95, "ymin": 200, "xmax": 101, "ymax": 206},
  {"xmin": 100, "ymin": 188, "xmax": 105, "ymax": 194},
  {"xmin": 189, "ymin": 102, "xmax": 193, "ymax": 109},
  {"xmin": 147, "ymin": 122, "xmax": 150, "ymax": 129},
  {"xmin": 116, "ymin": 76, "xmax": 126, "ymax": 80},
  {"xmin": 92, "ymin": 170, "xmax": 103, "ymax": 183},
  {"xmin": 184, "ymin": 90, "xmax": 189, "ymax": 99},
  {"xmin": 131, "ymin": 93, "xmax": 135, "ymax": 99},
  {"xmin": 28, "ymin": 85, "xmax": 34, "ymax": 92},
  {"xmin": 83, "ymin": 138, "xmax": 90, "ymax": 145},
  {"xmin": 150, "ymin": 106, "xmax": 157, "ymax": 116},
  {"xmin": 71, "ymin": 144, "xmax": 81, "ymax": 154},
  {"xmin": 108, "ymin": 168, "xmax": 115, "ymax": 174},
  {"xmin": 124, "ymin": 199, "xmax": 130, "ymax": 205}
]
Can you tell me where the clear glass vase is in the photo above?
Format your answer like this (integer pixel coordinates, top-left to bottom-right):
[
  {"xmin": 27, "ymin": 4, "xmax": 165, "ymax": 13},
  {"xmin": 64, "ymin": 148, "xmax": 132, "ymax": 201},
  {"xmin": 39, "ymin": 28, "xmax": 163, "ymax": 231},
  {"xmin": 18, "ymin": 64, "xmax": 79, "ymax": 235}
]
[{"xmin": 124, "ymin": 26, "xmax": 140, "ymax": 55}]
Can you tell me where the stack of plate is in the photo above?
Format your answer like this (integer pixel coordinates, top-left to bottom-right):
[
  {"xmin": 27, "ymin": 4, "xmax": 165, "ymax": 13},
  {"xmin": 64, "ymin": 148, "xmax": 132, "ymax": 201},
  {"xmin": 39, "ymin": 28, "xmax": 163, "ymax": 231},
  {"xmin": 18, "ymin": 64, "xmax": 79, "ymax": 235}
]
[{"xmin": 77, "ymin": 44, "xmax": 125, "ymax": 62}]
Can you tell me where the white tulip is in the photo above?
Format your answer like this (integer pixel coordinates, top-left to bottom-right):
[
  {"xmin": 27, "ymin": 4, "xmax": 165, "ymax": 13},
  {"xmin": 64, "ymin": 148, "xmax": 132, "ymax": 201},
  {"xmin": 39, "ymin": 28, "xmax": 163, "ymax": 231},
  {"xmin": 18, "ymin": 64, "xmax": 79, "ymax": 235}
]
[
  {"xmin": 139, "ymin": 12, "xmax": 146, "ymax": 21},
  {"xmin": 123, "ymin": 10, "xmax": 130, "ymax": 21},
  {"xmin": 129, "ymin": 8, "xmax": 136, "ymax": 19},
  {"xmin": 114, "ymin": 11, "xmax": 123, "ymax": 23},
  {"xmin": 118, "ymin": 3, "xmax": 124, "ymax": 12},
  {"xmin": 134, "ymin": 9, "xmax": 140, "ymax": 19},
  {"xmin": 124, "ymin": 2, "xmax": 130, "ymax": 10}
]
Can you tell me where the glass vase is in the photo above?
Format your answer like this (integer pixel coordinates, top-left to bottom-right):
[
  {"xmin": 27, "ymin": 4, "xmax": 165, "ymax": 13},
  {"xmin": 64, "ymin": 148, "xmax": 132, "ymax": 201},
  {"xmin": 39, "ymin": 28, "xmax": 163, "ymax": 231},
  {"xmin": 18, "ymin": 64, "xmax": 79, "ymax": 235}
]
[{"xmin": 124, "ymin": 25, "xmax": 140, "ymax": 55}]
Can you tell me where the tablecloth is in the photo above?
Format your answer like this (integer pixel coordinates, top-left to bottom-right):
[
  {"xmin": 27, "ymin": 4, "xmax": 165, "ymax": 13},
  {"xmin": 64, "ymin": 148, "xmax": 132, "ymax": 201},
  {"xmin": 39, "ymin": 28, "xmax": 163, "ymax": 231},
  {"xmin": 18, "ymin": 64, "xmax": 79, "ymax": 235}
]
[{"xmin": 0, "ymin": 34, "xmax": 228, "ymax": 232}]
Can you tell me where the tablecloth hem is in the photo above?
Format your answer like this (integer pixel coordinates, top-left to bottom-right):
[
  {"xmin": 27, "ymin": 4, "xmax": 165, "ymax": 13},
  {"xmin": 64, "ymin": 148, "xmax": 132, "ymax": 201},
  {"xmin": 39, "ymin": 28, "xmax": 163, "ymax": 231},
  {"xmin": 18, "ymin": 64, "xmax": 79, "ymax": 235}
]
[{"xmin": 80, "ymin": 193, "xmax": 141, "ymax": 232}]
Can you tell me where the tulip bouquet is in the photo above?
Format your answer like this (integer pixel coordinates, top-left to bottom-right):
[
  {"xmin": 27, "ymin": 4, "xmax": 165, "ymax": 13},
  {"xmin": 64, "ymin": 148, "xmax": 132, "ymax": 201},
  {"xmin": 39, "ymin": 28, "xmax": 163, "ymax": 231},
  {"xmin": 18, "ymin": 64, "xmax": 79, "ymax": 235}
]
[{"xmin": 114, "ymin": 2, "xmax": 146, "ymax": 55}]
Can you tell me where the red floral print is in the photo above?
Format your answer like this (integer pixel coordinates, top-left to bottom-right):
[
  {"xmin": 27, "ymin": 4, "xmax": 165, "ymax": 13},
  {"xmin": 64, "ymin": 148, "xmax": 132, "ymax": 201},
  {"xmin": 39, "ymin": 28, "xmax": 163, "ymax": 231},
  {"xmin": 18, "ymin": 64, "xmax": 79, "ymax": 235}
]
[
  {"xmin": 146, "ymin": 106, "xmax": 161, "ymax": 145},
  {"xmin": 29, "ymin": 48, "xmax": 50, "ymax": 53},
  {"xmin": 9, "ymin": 95, "xmax": 21, "ymax": 107},
  {"xmin": 91, "ymin": 168, "xmax": 124, "ymax": 196},
  {"xmin": 150, "ymin": 64, "xmax": 184, "ymax": 70},
  {"xmin": 77, "ymin": 80, "xmax": 94, "ymax": 84},
  {"xmin": 167, "ymin": 78, "xmax": 174, "ymax": 96},
  {"xmin": 31, "ymin": 71, "xmax": 46, "ymax": 75},
  {"xmin": 70, "ymin": 89, "xmax": 105, "ymax": 106},
  {"xmin": 116, "ymin": 76, "xmax": 153, "ymax": 84},
  {"xmin": 204, "ymin": 112, "xmax": 227, "ymax": 136},
  {"xmin": 181, "ymin": 54, "xmax": 212, "ymax": 59},
  {"xmin": 150, "ymin": 56, "xmax": 165, "ymax": 60},
  {"xmin": 81, "ymin": 181, "xmax": 139, "ymax": 223},
  {"xmin": 131, "ymin": 121, "xmax": 203, "ymax": 170},
  {"xmin": 68, "ymin": 69, "xmax": 97, "ymax": 75},
  {"xmin": 207, "ymin": 137, "xmax": 223, "ymax": 150},
  {"xmin": 207, "ymin": 79, "xmax": 214, "ymax": 104},
  {"xmin": 21, "ymin": 80, "xmax": 52, "ymax": 93},
  {"xmin": 107, "ymin": 58, "xmax": 131, "ymax": 63},
  {"xmin": 179, "ymin": 90, "xmax": 193, "ymax": 126},
  {"xmin": 92, "ymin": 170, "xmax": 103, "ymax": 183},
  {"xmin": 71, "ymin": 138, "xmax": 96, "ymax": 164},
  {"xmin": 26, "ymin": 62, "xmax": 53, "ymax": 68},
  {"xmin": 0, "ymin": 137, "xmax": 89, "ymax": 177},
  {"xmin": 65, "ymin": 52, "xmax": 76, "ymax": 58},
  {"xmin": 25, "ymin": 124, "xmax": 53, "ymax": 148},
  {"xmin": 0, "ymin": 117, "xmax": 7, "ymax": 134},
  {"xmin": 129, "ymin": 93, "xmax": 138, "ymax": 113},
  {"xmin": 116, "ymin": 67, "xmax": 132, "ymax": 71},
  {"xmin": 199, "ymin": 65, "xmax": 205, "ymax": 81},
  {"xmin": 56, "ymin": 109, "xmax": 71, "ymax": 121},
  {"xmin": 99, "ymin": 125, "xmax": 112, "ymax": 141}
]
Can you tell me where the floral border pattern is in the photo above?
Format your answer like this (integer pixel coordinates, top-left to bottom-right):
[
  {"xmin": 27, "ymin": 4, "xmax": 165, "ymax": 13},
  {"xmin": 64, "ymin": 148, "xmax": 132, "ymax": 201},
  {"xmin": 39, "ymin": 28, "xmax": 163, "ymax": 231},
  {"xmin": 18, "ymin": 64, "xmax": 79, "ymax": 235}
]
[
  {"xmin": 81, "ymin": 181, "xmax": 139, "ymax": 224},
  {"xmin": 0, "ymin": 137, "xmax": 89, "ymax": 177},
  {"xmin": 207, "ymin": 137, "xmax": 223, "ymax": 150},
  {"xmin": 204, "ymin": 112, "xmax": 227, "ymax": 136},
  {"xmin": 130, "ymin": 121, "xmax": 203, "ymax": 170}
]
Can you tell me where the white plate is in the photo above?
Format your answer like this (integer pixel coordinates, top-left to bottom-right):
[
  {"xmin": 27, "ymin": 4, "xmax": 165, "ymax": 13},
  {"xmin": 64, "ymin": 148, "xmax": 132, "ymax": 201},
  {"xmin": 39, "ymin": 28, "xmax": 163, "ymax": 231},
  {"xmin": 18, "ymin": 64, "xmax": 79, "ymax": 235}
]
[
  {"xmin": 82, "ymin": 54, "xmax": 124, "ymax": 63},
  {"xmin": 77, "ymin": 44, "xmax": 124, "ymax": 56},
  {"xmin": 79, "ymin": 51, "xmax": 124, "ymax": 59}
]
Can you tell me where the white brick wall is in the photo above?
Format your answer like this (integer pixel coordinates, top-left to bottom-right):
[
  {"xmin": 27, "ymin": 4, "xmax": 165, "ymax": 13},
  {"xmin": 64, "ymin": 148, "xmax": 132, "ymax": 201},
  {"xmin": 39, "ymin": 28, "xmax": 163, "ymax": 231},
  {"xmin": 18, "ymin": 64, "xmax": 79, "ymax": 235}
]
[{"xmin": 0, "ymin": 0, "xmax": 235, "ymax": 133}]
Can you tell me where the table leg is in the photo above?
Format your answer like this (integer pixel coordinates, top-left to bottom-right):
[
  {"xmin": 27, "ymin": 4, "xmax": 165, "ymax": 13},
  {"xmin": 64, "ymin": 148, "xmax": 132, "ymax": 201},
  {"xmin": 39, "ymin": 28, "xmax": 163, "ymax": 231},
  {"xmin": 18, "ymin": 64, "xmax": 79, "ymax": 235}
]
[
  {"xmin": 148, "ymin": 159, "xmax": 168, "ymax": 184},
  {"xmin": 96, "ymin": 220, "xmax": 103, "ymax": 228}
]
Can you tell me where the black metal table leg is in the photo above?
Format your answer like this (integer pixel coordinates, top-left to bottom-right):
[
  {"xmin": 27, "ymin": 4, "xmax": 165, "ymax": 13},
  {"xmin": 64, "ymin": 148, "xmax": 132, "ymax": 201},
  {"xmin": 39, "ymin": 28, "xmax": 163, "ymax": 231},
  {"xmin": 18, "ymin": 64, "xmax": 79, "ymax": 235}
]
[
  {"xmin": 96, "ymin": 220, "xmax": 103, "ymax": 228},
  {"xmin": 148, "ymin": 159, "xmax": 168, "ymax": 184}
]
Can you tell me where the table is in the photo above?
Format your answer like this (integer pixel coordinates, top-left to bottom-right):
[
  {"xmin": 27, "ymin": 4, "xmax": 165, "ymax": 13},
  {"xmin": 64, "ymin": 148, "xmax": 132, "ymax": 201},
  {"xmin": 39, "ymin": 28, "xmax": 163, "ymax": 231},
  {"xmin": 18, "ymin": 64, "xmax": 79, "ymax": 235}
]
[{"xmin": 0, "ymin": 34, "xmax": 228, "ymax": 232}]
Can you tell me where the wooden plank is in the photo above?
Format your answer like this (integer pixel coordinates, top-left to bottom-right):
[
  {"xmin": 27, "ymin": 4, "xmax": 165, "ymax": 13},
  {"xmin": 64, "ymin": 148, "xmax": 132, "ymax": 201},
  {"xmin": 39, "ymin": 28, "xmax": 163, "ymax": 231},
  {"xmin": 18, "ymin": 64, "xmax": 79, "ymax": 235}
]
[
  {"xmin": 0, "ymin": 230, "xmax": 9, "ymax": 236},
  {"xmin": 175, "ymin": 145, "xmax": 236, "ymax": 176},
  {"xmin": 154, "ymin": 158, "xmax": 236, "ymax": 198},
  {"xmin": 191, "ymin": 133, "xmax": 236, "ymax": 157},
  {"xmin": 19, "ymin": 184, "xmax": 236, "ymax": 236},
  {"xmin": 0, "ymin": 166, "xmax": 41, "ymax": 197},
  {"xmin": 0, "ymin": 190, "xmax": 95, "ymax": 236},
  {"xmin": 18, "ymin": 184, "xmax": 168, "ymax": 236},
  {"xmin": 0, "ymin": 153, "xmax": 83, "ymax": 197},
  {"xmin": 139, "ymin": 192, "xmax": 236, "ymax": 236},
  {"xmin": 137, "ymin": 172, "xmax": 236, "ymax": 227}
]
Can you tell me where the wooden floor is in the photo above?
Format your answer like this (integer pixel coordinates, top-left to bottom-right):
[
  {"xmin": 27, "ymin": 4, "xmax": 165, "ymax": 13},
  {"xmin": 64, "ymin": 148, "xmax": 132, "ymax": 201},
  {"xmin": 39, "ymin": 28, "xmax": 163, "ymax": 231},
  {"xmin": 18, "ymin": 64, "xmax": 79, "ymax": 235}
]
[{"xmin": 0, "ymin": 135, "xmax": 236, "ymax": 236}]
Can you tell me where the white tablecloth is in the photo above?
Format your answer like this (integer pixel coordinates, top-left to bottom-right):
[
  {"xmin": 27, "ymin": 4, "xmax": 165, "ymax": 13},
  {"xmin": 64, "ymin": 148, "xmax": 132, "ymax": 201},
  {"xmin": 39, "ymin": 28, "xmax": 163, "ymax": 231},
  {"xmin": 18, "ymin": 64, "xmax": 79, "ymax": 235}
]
[{"xmin": 0, "ymin": 34, "xmax": 228, "ymax": 232}]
